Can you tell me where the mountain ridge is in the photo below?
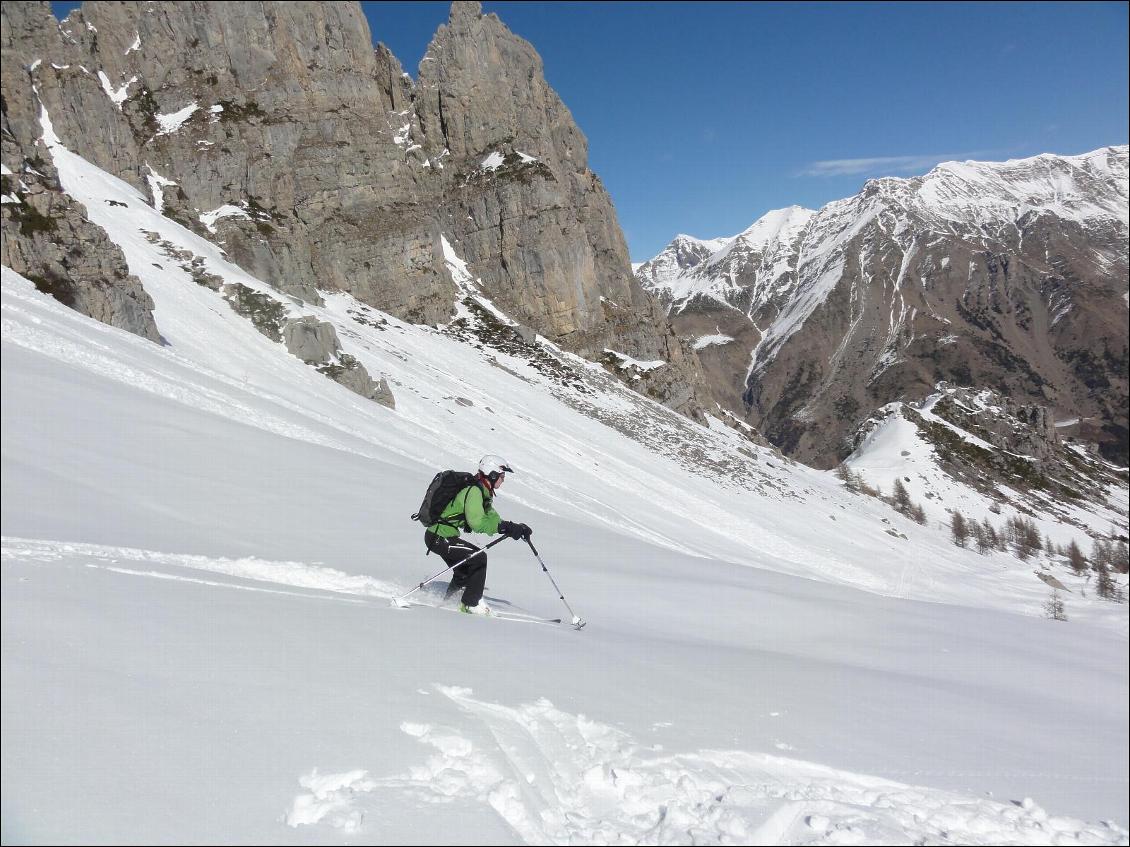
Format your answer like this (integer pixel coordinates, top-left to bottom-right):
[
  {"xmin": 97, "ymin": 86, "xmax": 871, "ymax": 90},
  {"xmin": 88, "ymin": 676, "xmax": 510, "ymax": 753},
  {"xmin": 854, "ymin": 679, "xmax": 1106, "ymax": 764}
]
[{"xmin": 636, "ymin": 145, "xmax": 1129, "ymax": 467}]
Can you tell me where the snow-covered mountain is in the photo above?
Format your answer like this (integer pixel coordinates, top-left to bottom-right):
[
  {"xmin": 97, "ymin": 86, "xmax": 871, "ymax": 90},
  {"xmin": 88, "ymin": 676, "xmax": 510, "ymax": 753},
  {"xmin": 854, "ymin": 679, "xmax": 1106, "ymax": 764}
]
[
  {"xmin": 637, "ymin": 147, "xmax": 1129, "ymax": 469},
  {"xmin": 633, "ymin": 233, "xmax": 735, "ymax": 301},
  {"xmin": 2, "ymin": 80, "xmax": 1128, "ymax": 844},
  {"xmin": 636, "ymin": 206, "xmax": 816, "ymax": 312}
]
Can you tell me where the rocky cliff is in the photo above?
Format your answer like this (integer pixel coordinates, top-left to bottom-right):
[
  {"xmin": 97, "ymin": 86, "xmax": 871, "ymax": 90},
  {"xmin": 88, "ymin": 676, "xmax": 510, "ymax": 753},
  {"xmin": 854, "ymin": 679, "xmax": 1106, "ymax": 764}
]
[
  {"xmin": 1, "ymin": 0, "xmax": 708, "ymax": 418},
  {"xmin": 638, "ymin": 148, "xmax": 1130, "ymax": 466},
  {"xmin": 1, "ymin": 4, "xmax": 162, "ymax": 342}
]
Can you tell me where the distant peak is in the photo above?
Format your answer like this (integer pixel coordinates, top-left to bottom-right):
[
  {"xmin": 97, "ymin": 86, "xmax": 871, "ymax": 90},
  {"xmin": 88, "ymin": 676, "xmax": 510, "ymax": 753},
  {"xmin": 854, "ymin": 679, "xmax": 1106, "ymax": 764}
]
[
  {"xmin": 732, "ymin": 205, "xmax": 816, "ymax": 245},
  {"xmin": 669, "ymin": 233, "xmax": 732, "ymax": 253},
  {"xmin": 449, "ymin": 1, "xmax": 483, "ymax": 25}
]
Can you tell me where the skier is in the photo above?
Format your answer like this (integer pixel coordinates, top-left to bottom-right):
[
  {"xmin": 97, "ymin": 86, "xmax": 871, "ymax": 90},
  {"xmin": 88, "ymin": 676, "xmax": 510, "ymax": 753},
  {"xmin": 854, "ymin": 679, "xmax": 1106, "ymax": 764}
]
[{"xmin": 424, "ymin": 455, "xmax": 532, "ymax": 615}]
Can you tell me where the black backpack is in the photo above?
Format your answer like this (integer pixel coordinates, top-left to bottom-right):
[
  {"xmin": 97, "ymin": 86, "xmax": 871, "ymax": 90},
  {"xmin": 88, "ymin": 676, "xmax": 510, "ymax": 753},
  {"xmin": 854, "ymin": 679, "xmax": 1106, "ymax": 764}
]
[{"xmin": 411, "ymin": 470, "xmax": 478, "ymax": 528}]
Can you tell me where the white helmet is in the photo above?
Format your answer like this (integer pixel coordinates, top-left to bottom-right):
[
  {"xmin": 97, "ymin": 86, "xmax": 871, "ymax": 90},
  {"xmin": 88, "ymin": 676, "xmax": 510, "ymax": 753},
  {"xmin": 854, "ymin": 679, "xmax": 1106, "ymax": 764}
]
[{"xmin": 478, "ymin": 454, "xmax": 513, "ymax": 486}]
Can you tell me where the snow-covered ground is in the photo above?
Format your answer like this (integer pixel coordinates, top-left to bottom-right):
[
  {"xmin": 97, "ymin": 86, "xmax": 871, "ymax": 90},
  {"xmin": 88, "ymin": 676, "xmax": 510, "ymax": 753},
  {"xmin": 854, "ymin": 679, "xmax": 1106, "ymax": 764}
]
[
  {"xmin": 848, "ymin": 397, "xmax": 1128, "ymax": 537},
  {"xmin": 1, "ymin": 110, "xmax": 1128, "ymax": 845}
]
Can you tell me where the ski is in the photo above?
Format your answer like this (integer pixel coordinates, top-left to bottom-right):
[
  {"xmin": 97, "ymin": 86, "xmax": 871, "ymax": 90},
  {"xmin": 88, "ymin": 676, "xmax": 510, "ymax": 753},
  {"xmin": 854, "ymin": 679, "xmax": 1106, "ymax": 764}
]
[
  {"xmin": 486, "ymin": 610, "xmax": 563, "ymax": 626},
  {"xmin": 391, "ymin": 598, "xmax": 566, "ymax": 627}
]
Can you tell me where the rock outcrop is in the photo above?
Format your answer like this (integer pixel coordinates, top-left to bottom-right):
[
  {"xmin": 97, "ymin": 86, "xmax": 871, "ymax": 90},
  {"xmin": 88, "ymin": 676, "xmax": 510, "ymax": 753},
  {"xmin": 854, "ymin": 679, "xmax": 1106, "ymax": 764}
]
[
  {"xmin": 283, "ymin": 316, "xmax": 341, "ymax": 365},
  {"xmin": 282, "ymin": 314, "xmax": 394, "ymax": 406}
]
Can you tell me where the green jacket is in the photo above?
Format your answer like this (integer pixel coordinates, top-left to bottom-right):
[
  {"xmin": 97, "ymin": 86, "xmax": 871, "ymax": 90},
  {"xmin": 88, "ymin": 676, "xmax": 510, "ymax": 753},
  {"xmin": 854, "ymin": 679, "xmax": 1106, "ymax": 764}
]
[{"xmin": 428, "ymin": 482, "xmax": 502, "ymax": 538}]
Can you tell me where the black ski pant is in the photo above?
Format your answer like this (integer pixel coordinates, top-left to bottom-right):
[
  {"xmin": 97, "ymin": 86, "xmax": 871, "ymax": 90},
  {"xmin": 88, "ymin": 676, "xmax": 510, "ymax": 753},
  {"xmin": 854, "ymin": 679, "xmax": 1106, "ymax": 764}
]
[{"xmin": 424, "ymin": 531, "xmax": 487, "ymax": 607}]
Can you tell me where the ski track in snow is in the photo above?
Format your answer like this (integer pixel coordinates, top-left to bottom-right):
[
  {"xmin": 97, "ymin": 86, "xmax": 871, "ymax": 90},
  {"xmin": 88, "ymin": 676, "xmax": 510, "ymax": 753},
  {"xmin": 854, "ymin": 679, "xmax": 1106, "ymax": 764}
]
[
  {"xmin": 0, "ymin": 536, "xmax": 402, "ymax": 601},
  {"xmin": 285, "ymin": 685, "xmax": 1129, "ymax": 845}
]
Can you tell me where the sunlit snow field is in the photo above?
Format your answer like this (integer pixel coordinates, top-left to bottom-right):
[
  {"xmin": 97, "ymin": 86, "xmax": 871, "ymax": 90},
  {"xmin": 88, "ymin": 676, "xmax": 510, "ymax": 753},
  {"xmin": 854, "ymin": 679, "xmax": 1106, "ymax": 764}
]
[{"xmin": 1, "ymin": 107, "xmax": 1127, "ymax": 845}]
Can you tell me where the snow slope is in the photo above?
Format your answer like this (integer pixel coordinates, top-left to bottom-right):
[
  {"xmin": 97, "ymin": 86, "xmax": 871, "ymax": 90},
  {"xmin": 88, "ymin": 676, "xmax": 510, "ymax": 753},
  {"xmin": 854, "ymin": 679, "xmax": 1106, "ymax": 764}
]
[
  {"xmin": 1, "ymin": 116, "xmax": 1128, "ymax": 844},
  {"xmin": 846, "ymin": 392, "xmax": 1129, "ymax": 566}
]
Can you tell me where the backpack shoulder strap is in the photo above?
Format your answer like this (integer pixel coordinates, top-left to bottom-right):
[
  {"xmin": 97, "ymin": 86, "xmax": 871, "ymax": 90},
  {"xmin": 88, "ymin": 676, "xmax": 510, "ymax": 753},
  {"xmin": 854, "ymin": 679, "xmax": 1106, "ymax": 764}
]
[{"xmin": 435, "ymin": 483, "xmax": 473, "ymax": 529}]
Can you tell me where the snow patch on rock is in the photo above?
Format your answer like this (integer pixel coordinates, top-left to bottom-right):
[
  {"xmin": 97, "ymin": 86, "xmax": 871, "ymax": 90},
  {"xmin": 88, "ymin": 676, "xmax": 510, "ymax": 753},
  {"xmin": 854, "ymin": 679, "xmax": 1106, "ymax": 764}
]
[
  {"xmin": 144, "ymin": 165, "xmax": 177, "ymax": 212},
  {"xmin": 155, "ymin": 102, "xmax": 199, "ymax": 135},
  {"xmin": 199, "ymin": 204, "xmax": 251, "ymax": 234},
  {"xmin": 97, "ymin": 71, "xmax": 137, "ymax": 109}
]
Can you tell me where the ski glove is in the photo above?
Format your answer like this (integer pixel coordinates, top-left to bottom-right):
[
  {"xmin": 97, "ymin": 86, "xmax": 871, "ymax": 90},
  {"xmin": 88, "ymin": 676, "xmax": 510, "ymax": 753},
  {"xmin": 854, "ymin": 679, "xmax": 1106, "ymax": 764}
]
[{"xmin": 499, "ymin": 520, "xmax": 532, "ymax": 541}]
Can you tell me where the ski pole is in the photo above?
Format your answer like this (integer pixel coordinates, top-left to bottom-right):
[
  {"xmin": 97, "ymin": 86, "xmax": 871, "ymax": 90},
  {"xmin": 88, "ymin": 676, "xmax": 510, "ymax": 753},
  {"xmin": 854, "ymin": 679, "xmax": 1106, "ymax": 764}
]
[
  {"xmin": 391, "ymin": 535, "xmax": 509, "ymax": 607},
  {"xmin": 525, "ymin": 538, "xmax": 586, "ymax": 630}
]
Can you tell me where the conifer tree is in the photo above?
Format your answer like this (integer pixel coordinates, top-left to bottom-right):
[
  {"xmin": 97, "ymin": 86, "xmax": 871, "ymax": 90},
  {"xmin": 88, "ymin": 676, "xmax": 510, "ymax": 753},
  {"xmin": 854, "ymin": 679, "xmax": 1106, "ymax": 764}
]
[
  {"xmin": 892, "ymin": 478, "xmax": 911, "ymax": 514},
  {"xmin": 974, "ymin": 522, "xmax": 992, "ymax": 555},
  {"xmin": 1113, "ymin": 541, "xmax": 1130, "ymax": 575},
  {"xmin": 1095, "ymin": 557, "xmax": 1120, "ymax": 601},
  {"xmin": 1091, "ymin": 540, "xmax": 1112, "ymax": 572},
  {"xmin": 1011, "ymin": 517, "xmax": 1041, "ymax": 560},
  {"xmin": 981, "ymin": 518, "xmax": 1002, "ymax": 552},
  {"xmin": 1066, "ymin": 539, "xmax": 1087, "ymax": 575},
  {"xmin": 951, "ymin": 511, "xmax": 969, "ymax": 547}
]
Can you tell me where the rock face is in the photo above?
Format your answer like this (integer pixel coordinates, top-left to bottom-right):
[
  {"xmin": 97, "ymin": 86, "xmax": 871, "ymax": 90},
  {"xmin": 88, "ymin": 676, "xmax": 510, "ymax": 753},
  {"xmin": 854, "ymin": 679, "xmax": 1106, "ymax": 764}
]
[
  {"xmin": 637, "ymin": 149, "xmax": 1130, "ymax": 466},
  {"xmin": 935, "ymin": 387, "xmax": 1061, "ymax": 462},
  {"xmin": 1, "ymin": 3, "xmax": 162, "ymax": 343},
  {"xmin": 1, "ymin": 0, "xmax": 708, "ymax": 419},
  {"xmin": 0, "ymin": 174, "xmax": 163, "ymax": 343}
]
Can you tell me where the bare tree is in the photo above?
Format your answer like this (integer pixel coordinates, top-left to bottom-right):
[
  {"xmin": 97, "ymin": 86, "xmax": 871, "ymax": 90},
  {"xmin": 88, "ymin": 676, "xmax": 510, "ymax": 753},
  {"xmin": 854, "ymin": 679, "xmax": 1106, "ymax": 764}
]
[{"xmin": 1044, "ymin": 589, "xmax": 1067, "ymax": 621}]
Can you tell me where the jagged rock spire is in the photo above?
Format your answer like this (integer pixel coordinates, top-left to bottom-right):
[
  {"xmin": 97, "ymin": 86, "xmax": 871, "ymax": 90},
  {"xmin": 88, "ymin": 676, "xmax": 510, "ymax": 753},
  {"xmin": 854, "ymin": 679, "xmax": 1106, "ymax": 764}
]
[{"xmin": 0, "ymin": 0, "xmax": 711, "ymax": 419}]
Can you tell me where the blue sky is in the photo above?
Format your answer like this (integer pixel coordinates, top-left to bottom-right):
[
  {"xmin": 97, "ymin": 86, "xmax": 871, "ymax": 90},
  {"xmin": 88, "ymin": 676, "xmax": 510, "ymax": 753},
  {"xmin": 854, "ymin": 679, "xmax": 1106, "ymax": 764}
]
[{"xmin": 52, "ymin": 2, "xmax": 1128, "ymax": 260}]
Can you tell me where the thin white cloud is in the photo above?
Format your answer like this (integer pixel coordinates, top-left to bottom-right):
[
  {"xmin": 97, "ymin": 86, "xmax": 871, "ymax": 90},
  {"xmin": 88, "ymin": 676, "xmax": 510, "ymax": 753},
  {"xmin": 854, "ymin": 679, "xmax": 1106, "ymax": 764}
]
[{"xmin": 798, "ymin": 153, "xmax": 979, "ymax": 178}]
